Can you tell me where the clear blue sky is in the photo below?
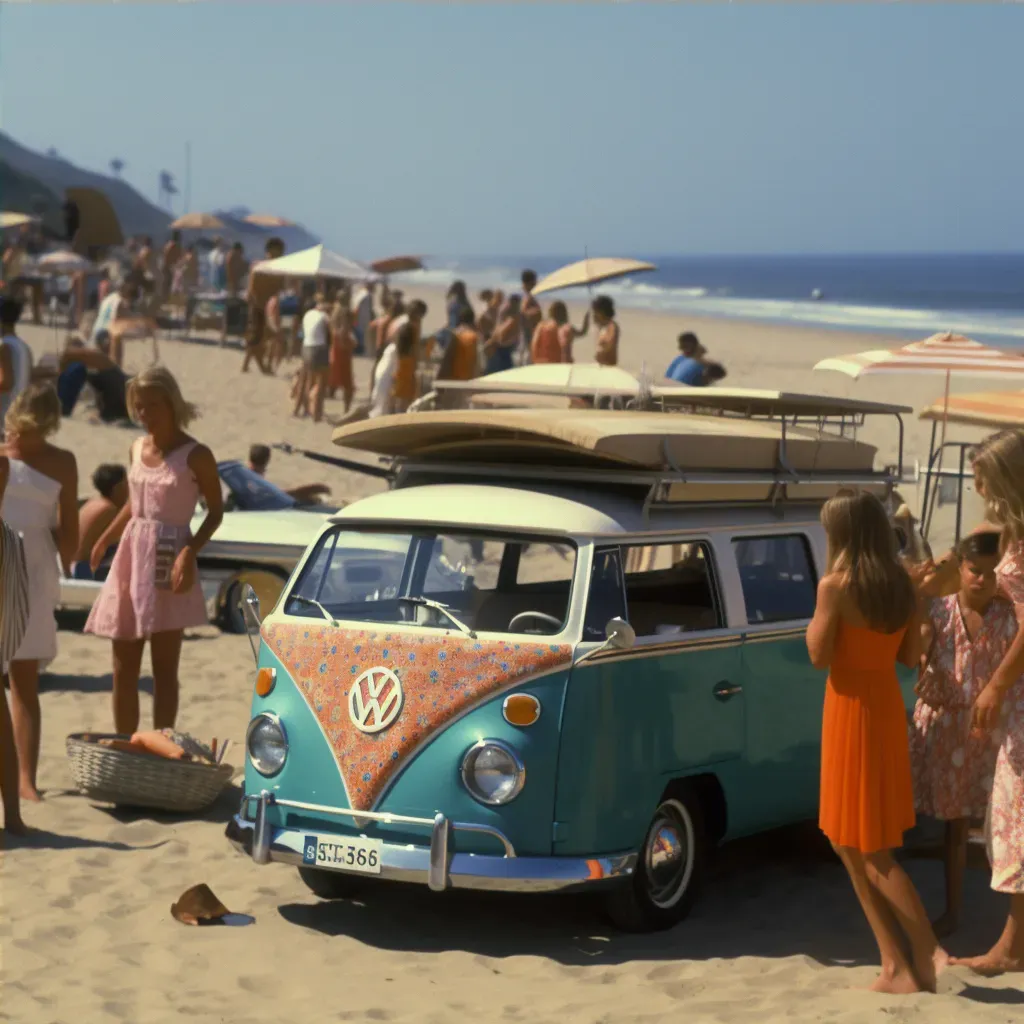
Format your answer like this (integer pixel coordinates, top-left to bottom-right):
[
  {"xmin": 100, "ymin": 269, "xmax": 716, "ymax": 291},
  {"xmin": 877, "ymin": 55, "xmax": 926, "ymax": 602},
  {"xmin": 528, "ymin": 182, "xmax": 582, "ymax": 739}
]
[{"xmin": 2, "ymin": 3, "xmax": 1022, "ymax": 258}]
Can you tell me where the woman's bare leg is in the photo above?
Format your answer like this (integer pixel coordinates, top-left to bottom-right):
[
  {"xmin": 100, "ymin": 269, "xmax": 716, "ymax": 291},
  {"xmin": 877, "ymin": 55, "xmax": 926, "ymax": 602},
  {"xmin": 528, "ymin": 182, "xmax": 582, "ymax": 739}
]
[
  {"xmin": 8, "ymin": 660, "xmax": 41, "ymax": 801},
  {"xmin": 952, "ymin": 895, "xmax": 1024, "ymax": 975},
  {"xmin": 933, "ymin": 818, "xmax": 969, "ymax": 937},
  {"xmin": 865, "ymin": 849, "xmax": 948, "ymax": 992},
  {"xmin": 112, "ymin": 639, "xmax": 146, "ymax": 735},
  {"xmin": 1, "ymin": 687, "xmax": 24, "ymax": 832},
  {"xmin": 834, "ymin": 845, "xmax": 922, "ymax": 993},
  {"xmin": 149, "ymin": 630, "xmax": 183, "ymax": 730}
]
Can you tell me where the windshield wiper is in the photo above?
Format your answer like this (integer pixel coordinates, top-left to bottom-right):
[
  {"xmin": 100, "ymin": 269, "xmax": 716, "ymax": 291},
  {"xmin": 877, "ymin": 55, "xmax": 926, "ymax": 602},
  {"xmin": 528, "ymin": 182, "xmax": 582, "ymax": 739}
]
[
  {"xmin": 291, "ymin": 595, "xmax": 339, "ymax": 626},
  {"xmin": 398, "ymin": 596, "xmax": 476, "ymax": 638}
]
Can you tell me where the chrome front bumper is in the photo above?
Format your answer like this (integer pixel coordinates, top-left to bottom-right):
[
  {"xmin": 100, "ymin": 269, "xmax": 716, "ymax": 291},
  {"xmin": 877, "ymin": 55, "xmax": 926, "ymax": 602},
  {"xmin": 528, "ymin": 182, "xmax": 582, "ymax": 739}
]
[{"xmin": 226, "ymin": 791, "xmax": 637, "ymax": 894}]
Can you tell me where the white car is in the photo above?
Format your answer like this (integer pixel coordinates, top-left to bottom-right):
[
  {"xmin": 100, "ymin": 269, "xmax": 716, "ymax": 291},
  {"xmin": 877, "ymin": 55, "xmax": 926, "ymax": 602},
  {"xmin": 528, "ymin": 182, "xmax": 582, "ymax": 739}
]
[{"xmin": 59, "ymin": 461, "xmax": 333, "ymax": 632}]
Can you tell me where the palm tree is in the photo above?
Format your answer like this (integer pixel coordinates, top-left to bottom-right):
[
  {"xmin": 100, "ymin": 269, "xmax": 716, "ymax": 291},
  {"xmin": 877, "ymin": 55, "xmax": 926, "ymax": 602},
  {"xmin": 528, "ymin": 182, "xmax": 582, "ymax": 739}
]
[
  {"xmin": 158, "ymin": 170, "xmax": 179, "ymax": 211},
  {"xmin": 109, "ymin": 158, "xmax": 125, "ymax": 178}
]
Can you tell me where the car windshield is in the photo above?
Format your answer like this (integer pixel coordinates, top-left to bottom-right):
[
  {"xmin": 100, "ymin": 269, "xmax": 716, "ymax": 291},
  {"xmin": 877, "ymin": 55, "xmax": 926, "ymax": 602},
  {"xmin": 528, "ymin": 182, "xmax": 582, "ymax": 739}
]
[
  {"xmin": 218, "ymin": 461, "xmax": 297, "ymax": 512},
  {"xmin": 285, "ymin": 528, "xmax": 577, "ymax": 636}
]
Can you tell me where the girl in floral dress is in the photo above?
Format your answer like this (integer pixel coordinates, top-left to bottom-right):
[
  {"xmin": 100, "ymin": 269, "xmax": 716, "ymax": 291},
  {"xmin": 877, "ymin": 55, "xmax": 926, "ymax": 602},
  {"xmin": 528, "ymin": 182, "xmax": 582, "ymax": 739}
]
[
  {"xmin": 951, "ymin": 430, "xmax": 1024, "ymax": 975},
  {"xmin": 910, "ymin": 530, "xmax": 1014, "ymax": 937}
]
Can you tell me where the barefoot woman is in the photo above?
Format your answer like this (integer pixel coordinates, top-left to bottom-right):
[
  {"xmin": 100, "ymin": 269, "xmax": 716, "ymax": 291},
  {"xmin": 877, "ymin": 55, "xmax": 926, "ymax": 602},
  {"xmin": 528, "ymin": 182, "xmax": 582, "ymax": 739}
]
[
  {"xmin": 807, "ymin": 491, "xmax": 947, "ymax": 993},
  {"xmin": 952, "ymin": 430, "xmax": 1024, "ymax": 975}
]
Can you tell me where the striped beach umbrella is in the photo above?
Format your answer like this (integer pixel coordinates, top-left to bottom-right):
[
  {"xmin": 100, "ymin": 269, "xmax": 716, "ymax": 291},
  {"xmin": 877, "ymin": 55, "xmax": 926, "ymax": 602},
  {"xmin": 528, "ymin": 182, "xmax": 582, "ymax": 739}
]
[
  {"xmin": 919, "ymin": 388, "xmax": 1024, "ymax": 431},
  {"xmin": 815, "ymin": 332, "xmax": 1024, "ymax": 442}
]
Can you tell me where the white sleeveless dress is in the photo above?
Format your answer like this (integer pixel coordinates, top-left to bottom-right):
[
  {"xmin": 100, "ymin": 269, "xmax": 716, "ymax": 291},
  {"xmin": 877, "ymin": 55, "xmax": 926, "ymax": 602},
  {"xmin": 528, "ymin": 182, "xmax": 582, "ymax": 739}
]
[{"xmin": 0, "ymin": 459, "xmax": 61, "ymax": 662}]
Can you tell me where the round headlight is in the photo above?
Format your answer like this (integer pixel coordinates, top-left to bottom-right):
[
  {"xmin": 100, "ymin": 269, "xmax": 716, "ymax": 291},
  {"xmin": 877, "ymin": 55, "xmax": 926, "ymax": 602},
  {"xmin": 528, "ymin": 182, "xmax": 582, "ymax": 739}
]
[
  {"xmin": 460, "ymin": 740, "xmax": 525, "ymax": 806},
  {"xmin": 246, "ymin": 713, "xmax": 288, "ymax": 776}
]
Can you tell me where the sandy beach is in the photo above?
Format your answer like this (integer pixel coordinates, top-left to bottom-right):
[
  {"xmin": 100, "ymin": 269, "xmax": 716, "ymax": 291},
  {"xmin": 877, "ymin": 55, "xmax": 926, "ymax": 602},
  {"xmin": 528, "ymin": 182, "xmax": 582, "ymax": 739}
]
[{"xmin": 2, "ymin": 301, "xmax": 1017, "ymax": 1023}]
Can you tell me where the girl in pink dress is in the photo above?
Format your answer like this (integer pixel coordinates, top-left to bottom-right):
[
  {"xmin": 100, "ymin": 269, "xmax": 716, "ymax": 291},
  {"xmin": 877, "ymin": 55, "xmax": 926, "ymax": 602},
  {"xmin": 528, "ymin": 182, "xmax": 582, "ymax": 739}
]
[
  {"xmin": 910, "ymin": 531, "xmax": 1015, "ymax": 936},
  {"xmin": 85, "ymin": 367, "xmax": 223, "ymax": 736},
  {"xmin": 951, "ymin": 430, "xmax": 1024, "ymax": 975}
]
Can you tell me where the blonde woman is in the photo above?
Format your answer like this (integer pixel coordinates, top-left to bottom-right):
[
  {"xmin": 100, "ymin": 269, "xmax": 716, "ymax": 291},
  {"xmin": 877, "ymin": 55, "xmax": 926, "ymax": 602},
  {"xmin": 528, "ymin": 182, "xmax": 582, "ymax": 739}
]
[
  {"xmin": 0, "ymin": 383, "xmax": 78, "ymax": 802},
  {"xmin": 85, "ymin": 368, "xmax": 223, "ymax": 735},
  {"xmin": 951, "ymin": 429, "xmax": 1024, "ymax": 975}
]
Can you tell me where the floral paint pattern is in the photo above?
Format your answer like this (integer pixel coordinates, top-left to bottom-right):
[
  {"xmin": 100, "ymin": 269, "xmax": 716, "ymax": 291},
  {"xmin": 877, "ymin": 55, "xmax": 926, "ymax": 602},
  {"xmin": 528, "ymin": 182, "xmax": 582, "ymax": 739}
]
[
  {"xmin": 263, "ymin": 623, "xmax": 571, "ymax": 811},
  {"xmin": 909, "ymin": 594, "xmax": 1016, "ymax": 820}
]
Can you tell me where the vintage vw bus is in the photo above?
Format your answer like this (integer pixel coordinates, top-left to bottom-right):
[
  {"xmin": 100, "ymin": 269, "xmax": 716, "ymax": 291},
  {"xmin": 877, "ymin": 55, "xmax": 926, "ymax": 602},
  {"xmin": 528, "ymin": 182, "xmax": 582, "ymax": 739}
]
[{"xmin": 227, "ymin": 393, "xmax": 914, "ymax": 931}]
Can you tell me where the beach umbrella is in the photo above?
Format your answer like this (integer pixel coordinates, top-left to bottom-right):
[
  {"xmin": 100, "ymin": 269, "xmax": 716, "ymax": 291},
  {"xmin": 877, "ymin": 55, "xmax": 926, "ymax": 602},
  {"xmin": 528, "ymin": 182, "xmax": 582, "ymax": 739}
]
[
  {"xmin": 170, "ymin": 211, "xmax": 225, "ymax": 231},
  {"xmin": 815, "ymin": 332, "xmax": 1024, "ymax": 437},
  {"xmin": 371, "ymin": 255, "xmax": 424, "ymax": 275},
  {"xmin": 532, "ymin": 257, "xmax": 656, "ymax": 297},
  {"xmin": 251, "ymin": 243, "xmax": 371, "ymax": 281},
  {"xmin": 0, "ymin": 211, "xmax": 37, "ymax": 230},
  {"xmin": 243, "ymin": 213, "xmax": 294, "ymax": 228},
  {"xmin": 919, "ymin": 388, "xmax": 1024, "ymax": 431},
  {"xmin": 36, "ymin": 250, "xmax": 96, "ymax": 274}
]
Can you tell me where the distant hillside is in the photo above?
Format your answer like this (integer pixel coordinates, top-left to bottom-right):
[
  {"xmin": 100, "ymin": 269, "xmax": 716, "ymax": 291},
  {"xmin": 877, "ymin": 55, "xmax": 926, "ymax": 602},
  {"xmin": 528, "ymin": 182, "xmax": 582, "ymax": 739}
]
[
  {"xmin": 0, "ymin": 160, "xmax": 64, "ymax": 235},
  {"xmin": 0, "ymin": 132, "xmax": 321, "ymax": 257},
  {"xmin": 0, "ymin": 132, "xmax": 171, "ymax": 238}
]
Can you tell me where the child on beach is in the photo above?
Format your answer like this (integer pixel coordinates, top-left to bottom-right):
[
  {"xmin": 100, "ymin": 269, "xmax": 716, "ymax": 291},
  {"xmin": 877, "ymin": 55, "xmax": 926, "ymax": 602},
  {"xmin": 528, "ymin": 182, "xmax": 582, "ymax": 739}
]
[
  {"xmin": 909, "ymin": 529, "xmax": 1014, "ymax": 937},
  {"xmin": 807, "ymin": 490, "xmax": 947, "ymax": 994},
  {"xmin": 84, "ymin": 368, "xmax": 223, "ymax": 735}
]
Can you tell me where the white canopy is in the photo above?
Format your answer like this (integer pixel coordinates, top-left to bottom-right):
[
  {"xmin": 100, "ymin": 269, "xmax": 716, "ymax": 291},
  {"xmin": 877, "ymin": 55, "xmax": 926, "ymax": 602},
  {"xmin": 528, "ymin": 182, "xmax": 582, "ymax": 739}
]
[{"xmin": 251, "ymin": 244, "xmax": 371, "ymax": 281}]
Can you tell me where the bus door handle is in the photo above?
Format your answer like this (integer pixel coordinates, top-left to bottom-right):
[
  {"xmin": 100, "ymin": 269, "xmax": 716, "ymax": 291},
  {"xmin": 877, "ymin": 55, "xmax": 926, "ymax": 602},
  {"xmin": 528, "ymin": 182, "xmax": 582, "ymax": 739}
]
[{"xmin": 713, "ymin": 681, "xmax": 743, "ymax": 702}]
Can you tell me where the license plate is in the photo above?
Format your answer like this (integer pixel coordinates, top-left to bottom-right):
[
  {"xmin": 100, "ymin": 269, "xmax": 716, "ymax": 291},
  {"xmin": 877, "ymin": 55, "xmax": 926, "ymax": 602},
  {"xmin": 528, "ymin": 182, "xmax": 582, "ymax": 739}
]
[{"xmin": 301, "ymin": 833, "xmax": 383, "ymax": 874}]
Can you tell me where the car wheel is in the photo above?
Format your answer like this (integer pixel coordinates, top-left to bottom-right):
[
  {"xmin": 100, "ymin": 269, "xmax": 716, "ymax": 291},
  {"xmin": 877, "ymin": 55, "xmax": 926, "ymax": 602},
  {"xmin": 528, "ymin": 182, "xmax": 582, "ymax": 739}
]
[
  {"xmin": 221, "ymin": 580, "xmax": 249, "ymax": 635},
  {"xmin": 297, "ymin": 866, "xmax": 366, "ymax": 901},
  {"xmin": 604, "ymin": 791, "xmax": 707, "ymax": 932}
]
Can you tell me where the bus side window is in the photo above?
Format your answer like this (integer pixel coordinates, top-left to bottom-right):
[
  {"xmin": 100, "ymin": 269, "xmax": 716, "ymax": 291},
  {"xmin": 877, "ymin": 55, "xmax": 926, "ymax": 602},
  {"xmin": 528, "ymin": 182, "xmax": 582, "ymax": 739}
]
[{"xmin": 583, "ymin": 547, "xmax": 626, "ymax": 641}]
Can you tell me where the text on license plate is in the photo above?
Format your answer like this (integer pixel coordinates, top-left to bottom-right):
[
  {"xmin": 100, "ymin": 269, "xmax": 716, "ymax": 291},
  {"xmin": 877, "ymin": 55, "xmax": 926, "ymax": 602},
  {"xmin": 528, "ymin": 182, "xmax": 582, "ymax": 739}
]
[{"xmin": 302, "ymin": 833, "xmax": 383, "ymax": 874}]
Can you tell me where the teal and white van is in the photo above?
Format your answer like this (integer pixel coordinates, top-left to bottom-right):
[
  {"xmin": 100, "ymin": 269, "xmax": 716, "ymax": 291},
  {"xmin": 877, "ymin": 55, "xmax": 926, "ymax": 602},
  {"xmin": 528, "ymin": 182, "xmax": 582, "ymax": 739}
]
[{"xmin": 227, "ymin": 392, "xmax": 914, "ymax": 931}]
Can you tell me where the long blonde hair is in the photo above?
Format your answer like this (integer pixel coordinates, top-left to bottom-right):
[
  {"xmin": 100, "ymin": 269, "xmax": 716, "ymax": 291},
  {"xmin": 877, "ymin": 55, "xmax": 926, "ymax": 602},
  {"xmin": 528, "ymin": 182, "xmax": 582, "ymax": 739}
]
[
  {"xmin": 4, "ymin": 381, "xmax": 61, "ymax": 439},
  {"xmin": 126, "ymin": 366, "xmax": 198, "ymax": 429},
  {"xmin": 821, "ymin": 490, "xmax": 915, "ymax": 633},
  {"xmin": 972, "ymin": 429, "xmax": 1024, "ymax": 543}
]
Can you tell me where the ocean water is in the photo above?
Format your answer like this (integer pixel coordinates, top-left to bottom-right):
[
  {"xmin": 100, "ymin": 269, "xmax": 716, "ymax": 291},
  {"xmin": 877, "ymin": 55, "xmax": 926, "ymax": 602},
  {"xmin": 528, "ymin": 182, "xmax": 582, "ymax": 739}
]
[{"xmin": 398, "ymin": 253, "xmax": 1024, "ymax": 346}]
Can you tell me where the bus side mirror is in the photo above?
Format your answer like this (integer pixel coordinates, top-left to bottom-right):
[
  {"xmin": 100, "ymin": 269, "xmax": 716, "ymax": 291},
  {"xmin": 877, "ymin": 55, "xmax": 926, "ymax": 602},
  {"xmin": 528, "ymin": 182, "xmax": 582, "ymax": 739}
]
[{"xmin": 605, "ymin": 617, "xmax": 635, "ymax": 650}]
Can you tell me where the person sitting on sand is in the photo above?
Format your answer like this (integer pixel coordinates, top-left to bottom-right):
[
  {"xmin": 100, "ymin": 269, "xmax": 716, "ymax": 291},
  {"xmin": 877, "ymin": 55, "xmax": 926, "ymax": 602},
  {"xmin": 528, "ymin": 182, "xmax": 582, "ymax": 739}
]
[
  {"xmin": 910, "ymin": 530, "xmax": 1014, "ymax": 938},
  {"xmin": 50, "ymin": 338, "xmax": 130, "ymax": 423},
  {"xmin": 666, "ymin": 332, "xmax": 709, "ymax": 385},
  {"xmin": 72, "ymin": 463, "xmax": 129, "ymax": 581},
  {"xmin": 248, "ymin": 444, "xmax": 330, "ymax": 506},
  {"xmin": 591, "ymin": 295, "xmax": 620, "ymax": 367}
]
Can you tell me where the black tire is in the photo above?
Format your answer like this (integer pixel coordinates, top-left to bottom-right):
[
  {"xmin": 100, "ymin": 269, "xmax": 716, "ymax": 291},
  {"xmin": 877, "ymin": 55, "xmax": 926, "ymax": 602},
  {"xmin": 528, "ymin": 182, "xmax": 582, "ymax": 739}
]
[
  {"xmin": 220, "ymin": 580, "xmax": 248, "ymax": 635},
  {"xmin": 297, "ymin": 866, "xmax": 365, "ymax": 901},
  {"xmin": 603, "ymin": 790, "xmax": 708, "ymax": 932}
]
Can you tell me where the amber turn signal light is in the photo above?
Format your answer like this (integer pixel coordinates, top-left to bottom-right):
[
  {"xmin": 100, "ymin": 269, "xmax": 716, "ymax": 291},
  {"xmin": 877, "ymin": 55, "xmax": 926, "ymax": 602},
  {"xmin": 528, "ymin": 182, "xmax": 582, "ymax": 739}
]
[
  {"xmin": 502, "ymin": 693, "xmax": 541, "ymax": 727},
  {"xmin": 255, "ymin": 667, "xmax": 277, "ymax": 697}
]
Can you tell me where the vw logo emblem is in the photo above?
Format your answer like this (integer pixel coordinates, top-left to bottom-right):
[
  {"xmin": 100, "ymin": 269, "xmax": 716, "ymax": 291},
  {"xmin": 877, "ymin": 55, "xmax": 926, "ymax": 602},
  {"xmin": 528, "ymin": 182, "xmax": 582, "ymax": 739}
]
[{"xmin": 349, "ymin": 666, "xmax": 404, "ymax": 734}]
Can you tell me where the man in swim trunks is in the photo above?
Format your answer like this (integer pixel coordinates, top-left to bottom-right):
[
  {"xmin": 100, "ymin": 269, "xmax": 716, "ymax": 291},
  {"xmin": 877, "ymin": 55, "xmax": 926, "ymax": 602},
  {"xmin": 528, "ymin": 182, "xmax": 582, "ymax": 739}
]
[{"xmin": 72, "ymin": 464, "xmax": 129, "ymax": 580}]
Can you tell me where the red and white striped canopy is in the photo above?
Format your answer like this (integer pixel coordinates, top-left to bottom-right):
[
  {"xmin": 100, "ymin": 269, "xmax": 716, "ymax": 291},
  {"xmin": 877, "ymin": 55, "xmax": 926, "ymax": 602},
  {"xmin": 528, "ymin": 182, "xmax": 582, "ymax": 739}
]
[{"xmin": 814, "ymin": 332, "xmax": 1024, "ymax": 379}]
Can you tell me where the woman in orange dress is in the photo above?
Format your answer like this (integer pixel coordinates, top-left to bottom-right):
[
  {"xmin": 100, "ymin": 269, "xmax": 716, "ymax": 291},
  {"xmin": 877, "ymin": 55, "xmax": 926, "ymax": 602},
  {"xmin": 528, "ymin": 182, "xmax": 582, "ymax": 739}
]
[{"xmin": 807, "ymin": 490, "xmax": 947, "ymax": 994}]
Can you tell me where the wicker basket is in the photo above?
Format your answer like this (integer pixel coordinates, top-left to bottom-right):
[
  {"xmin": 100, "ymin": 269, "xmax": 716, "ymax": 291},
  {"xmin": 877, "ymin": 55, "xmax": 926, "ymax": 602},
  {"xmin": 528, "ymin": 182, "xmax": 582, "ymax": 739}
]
[{"xmin": 66, "ymin": 732, "xmax": 235, "ymax": 813}]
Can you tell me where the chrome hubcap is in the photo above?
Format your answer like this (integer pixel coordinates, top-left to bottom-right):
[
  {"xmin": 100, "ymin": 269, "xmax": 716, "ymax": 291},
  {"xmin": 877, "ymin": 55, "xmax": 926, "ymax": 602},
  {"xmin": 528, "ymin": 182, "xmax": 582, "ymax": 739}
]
[{"xmin": 644, "ymin": 800, "xmax": 694, "ymax": 909}]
